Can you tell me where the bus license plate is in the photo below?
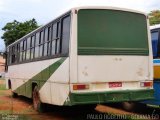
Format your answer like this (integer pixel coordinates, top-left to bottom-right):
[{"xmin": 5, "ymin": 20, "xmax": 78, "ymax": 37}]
[{"xmin": 109, "ymin": 82, "xmax": 122, "ymax": 88}]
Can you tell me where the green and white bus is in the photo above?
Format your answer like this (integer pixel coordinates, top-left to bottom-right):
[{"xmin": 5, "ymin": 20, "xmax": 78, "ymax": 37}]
[{"xmin": 5, "ymin": 7, "xmax": 153, "ymax": 111}]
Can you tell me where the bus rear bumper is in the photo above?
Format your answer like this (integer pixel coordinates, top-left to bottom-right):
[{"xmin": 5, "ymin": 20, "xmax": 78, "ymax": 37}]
[{"xmin": 64, "ymin": 89, "xmax": 154, "ymax": 106}]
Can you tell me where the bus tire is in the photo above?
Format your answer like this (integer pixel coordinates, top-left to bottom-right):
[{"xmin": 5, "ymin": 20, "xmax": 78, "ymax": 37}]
[
  {"xmin": 32, "ymin": 86, "xmax": 44, "ymax": 112},
  {"xmin": 121, "ymin": 102, "xmax": 136, "ymax": 112},
  {"xmin": 12, "ymin": 92, "xmax": 18, "ymax": 98}
]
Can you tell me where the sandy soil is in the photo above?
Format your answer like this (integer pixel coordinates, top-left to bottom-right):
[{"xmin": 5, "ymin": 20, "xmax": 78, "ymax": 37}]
[{"xmin": 0, "ymin": 79, "xmax": 158, "ymax": 120}]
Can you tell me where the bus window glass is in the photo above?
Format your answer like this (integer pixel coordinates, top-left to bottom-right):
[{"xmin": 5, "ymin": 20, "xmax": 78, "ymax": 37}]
[
  {"xmin": 51, "ymin": 23, "xmax": 57, "ymax": 55},
  {"xmin": 7, "ymin": 48, "xmax": 10, "ymax": 65},
  {"xmin": 39, "ymin": 45, "xmax": 43, "ymax": 57},
  {"xmin": 20, "ymin": 42, "xmax": 23, "ymax": 62},
  {"xmin": 39, "ymin": 31, "xmax": 44, "ymax": 57},
  {"xmin": 11, "ymin": 46, "xmax": 16, "ymax": 63},
  {"xmin": 52, "ymin": 24, "xmax": 57, "ymax": 40},
  {"xmin": 16, "ymin": 43, "xmax": 20, "ymax": 62},
  {"xmin": 51, "ymin": 40, "xmax": 56, "ymax": 55},
  {"xmin": 26, "ymin": 37, "xmax": 31, "ymax": 60},
  {"xmin": 44, "ymin": 43, "xmax": 48, "ymax": 56},
  {"xmin": 34, "ymin": 46, "xmax": 39, "ymax": 58},
  {"xmin": 48, "ymin": 27, "xmax": 52, "ymax": 41},
  {"xmin": 23, "ymin": 40, "xmax": 27, "ymax": 51},
  {"xmin": 30, "ymin": 35, "xmax": 35, "ymax": 59},
  {"xmin": 31, "ymin": 36, "xmax": 35, "ymax": 47},
  {"xmin": 56, "ymin": 22, "xmax": 60, "ymax": 54},
  {"xmin": 40, "ymin": 31, "xmax": 44, "ymax": 44},
  {"xmin": 27, "ymin": 37, "xmax": 31, "ymax": 49},
  {"xmin": 48, "ymin": 41, "xmax": 51, "ymax": 55},
  {"xmin": 61, "ymin": 16, "xmax": 71, "ymax": 55},
  {"xmin": 45, "ymin": 28, "xmax": 48, "ymax": 42},
  {"xmin": 30, "ymin": 48, "xmax": 34, "ymax": 59},
  {"xmin": 47, "ymin": 26, "xmax": 51, "ymax": 56},
  {"xmin": 20, "ymin": 41, "xmax": 23, "ymax": 51},
  {"xmin": 151, "ymin": 31, "xmax": 159, "ymax": 58},
  {"xmin": 26, "ymin": 49, "xmax": 30, "ymax": 60},
  {"xmin": 36, "ymin": 32, "xmax": 40, "ymax": 46},
  {"xmin": 78, "ymin": 9, "xmax": 148, "ymax": 55},
  {"xmin": 56, "ymin": 40, "xmax": 60, "ymax": 54},
  {"xmin": 22, "ymin": 40, "xmax": 26, "ymax": 61}
]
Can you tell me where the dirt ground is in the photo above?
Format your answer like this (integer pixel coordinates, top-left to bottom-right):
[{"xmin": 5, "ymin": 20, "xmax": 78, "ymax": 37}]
[
  {"xmin": 0, "ymin": 79, "xmax": 159, "ymax": 120},
  {"xmin": 0, "ymin": 80, "xmax": 68, "ymax": 120},
  {"xmin": 0, "ymin": 79, "xmax": 131, "ymax": 120}
]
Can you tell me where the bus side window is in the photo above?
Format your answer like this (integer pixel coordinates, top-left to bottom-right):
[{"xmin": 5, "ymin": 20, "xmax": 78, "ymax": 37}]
[
  {"xmin": 20, "ymin": 41, "xmax": 23, "ymax": 62},
  {"xmin": 26, "ymin": 37, "xmax": 31, "ymax": 60},
  {"xmin": 7, "ymin": 48, "xmax": 10, "ymax": 65},
  {"xmin": 151, "ymin": 31, "xmax": 159, "ymax": 58},
  {"xmin": 30, "ymin": 35, "xmax": 35, "ymax": 59},
  {"xmin": 47, "ymin": 26, "xmax": 52, "ymax": 56},
  {"xmin": 22, "ymin": 40, "xmax": 27, "ymax": 61},
  {"xmin": 61, "ymin": 16, "xmax": 71, "ymax": 55},
  {"xmin": 16, "ymin": 43, "xmax": 20, "ymax": 62},
  {"xmin": 11, "ymin": 46, "xmax": 16, "ymax": 63},
  {"xmin": 56, "ymin": 22, "xmax": 61, "ymax": 54},
  {"xmin": 35, "ymin": 32, "xmax": 40, "ymax": 58},
  {"xmin": 44, "ymin": 28, "xmax": 48, "ymax": 56},
  {"xmin": 51, "ymin": 23, "xmax": 57, "ymax": 55},
  {"xmin": 44, "ymin": 26, "xmax": 51, "ymax": 56},
  {"xmin": 39, "ymin": 31, "xmax": 44, "ymax": 57}
]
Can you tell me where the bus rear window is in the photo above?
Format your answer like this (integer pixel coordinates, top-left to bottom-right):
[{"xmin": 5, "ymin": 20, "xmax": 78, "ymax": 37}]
[{"xmin": 78, "ymin": 9, "xmax": 149, "ymax": 55}]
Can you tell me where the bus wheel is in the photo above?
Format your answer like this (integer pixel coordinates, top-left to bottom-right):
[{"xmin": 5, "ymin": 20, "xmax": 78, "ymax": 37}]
[
  {"xmin": 32, "ymin": 86, "xmax": 44, "ymax": 112},
  {"xmin": 121, "ymin": 102, "xmax": 136, "ymax": 112},
  {"xmin": 12, "ymin": 92, "xmax": 18, "ymax": 98}
]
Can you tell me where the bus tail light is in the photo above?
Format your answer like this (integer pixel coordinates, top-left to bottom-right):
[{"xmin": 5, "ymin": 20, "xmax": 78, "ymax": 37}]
[
  {"xmin": 73, "ymin": 84, "xmax": 89, "ymax": 90},
  {"xmin": 140, "ymin": 82, "xmax": 153, "ymax": 87}
]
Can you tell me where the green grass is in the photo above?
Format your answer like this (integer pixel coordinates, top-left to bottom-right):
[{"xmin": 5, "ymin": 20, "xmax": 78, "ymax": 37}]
[
  {"xmin": 0, "ymin": 78, "xmax": 5, "ymax": 80},
  {"xmin": 0, "ymin": 84, "xmax": 6, "ymax": 90},
  {"xmin": 0, "ymin": 110, "xmax": 12, "ymax": 114}
]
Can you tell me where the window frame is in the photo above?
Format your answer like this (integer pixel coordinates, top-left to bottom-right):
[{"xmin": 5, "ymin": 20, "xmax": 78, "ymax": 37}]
[
  {"xmin": 151, "ymin": 29, "xmax": 160, "ymax": 58},
  {"xmin": 11, "ymin": 46, "xmax": 16, "ymax": 64},
  {"xmin": 7, "ymin": 11, "xmax": 71, "ymax": 66},
  {"xmin": 60, "ymin": 15, "xmax": 71, "ymax": 55}
]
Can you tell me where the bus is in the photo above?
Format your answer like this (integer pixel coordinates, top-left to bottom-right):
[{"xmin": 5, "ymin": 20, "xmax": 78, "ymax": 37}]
[
  {"xmin": 143, "ymin": 24, "xmax": 160, "ymax": 105},
  {"xmin": 5, "ymin": 7, "xmax": 154, "ymax": 112}
]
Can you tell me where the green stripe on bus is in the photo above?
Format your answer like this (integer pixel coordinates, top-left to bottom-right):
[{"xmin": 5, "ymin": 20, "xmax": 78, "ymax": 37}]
[
  {"xmin": 14, "ymin": 57, "xmax": 67, "ymax": 98},
  {"xmin": 64, "ymin": 89, "xmax": 154, "ymax": 105}
]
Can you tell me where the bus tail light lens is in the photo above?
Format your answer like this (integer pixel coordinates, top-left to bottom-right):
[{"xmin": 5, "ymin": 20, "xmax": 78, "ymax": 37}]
[
  {"xmin": 140, "ymin": 82, "xmax": 153, "ymax": 87},
  {"xmin": 73, "ymin": 84, "xmax": 89, "ymax": 90}
]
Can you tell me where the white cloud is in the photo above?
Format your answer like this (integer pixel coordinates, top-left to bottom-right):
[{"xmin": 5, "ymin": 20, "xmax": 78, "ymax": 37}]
[
  {"xmin": 0, "ymin": 0, "xmax": 6, "ymax": 11},
  {"xmin": 71, "ymin": 0, "xmax": 160, "ymax": 12},
  {"xmin": 0, "ymin": 0, "xmax": 160, "ymax": 51}
]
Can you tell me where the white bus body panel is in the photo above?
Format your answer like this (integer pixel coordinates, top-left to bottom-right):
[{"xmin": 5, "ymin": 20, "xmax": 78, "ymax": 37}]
[
  {"xmin": 7, "ymin": 58, "xmax": 70, "ymax": 105},
  {"xmin": 77, "ymin": 56, "xmax": 150, "ymax": 83}
]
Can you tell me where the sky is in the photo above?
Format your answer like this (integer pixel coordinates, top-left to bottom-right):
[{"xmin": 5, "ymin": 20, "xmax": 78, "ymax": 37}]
[{"xmin": 0, "ymin": 0, "xmax": 160, "ymax": 51}]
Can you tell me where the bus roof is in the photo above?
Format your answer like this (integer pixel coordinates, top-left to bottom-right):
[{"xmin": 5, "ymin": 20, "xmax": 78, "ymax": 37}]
[
  {"xmin": 150, "ymin": 24, "xmax": 160, "ymax": 30},
  {"xmin": 7, "ymin": 6, "xmax": 147, "ymax": 48},
  {"xmin": 75, "ymin": 6, "xmax": 147, "ymax": 16}
]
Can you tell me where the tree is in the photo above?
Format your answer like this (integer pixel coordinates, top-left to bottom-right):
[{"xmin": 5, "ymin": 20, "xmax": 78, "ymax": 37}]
[
  {"xmin": 1, "ymin": 18, "xmax": 39, "ymax": 46},
  {"xmin": 149, "ymin": 10, "xmax": 160, "ymax": 25}
]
